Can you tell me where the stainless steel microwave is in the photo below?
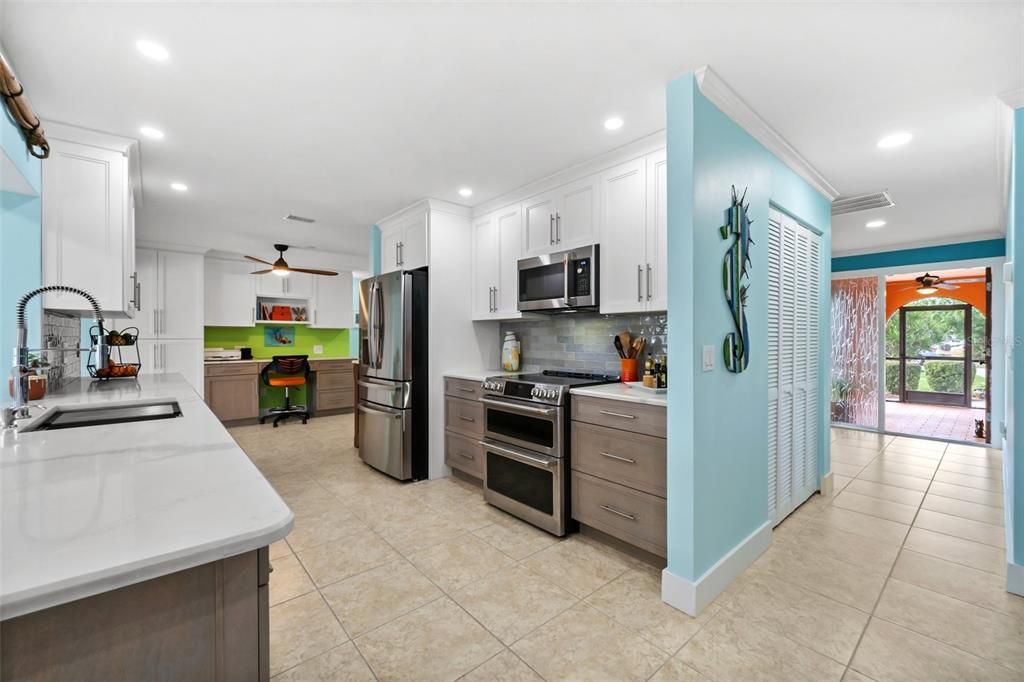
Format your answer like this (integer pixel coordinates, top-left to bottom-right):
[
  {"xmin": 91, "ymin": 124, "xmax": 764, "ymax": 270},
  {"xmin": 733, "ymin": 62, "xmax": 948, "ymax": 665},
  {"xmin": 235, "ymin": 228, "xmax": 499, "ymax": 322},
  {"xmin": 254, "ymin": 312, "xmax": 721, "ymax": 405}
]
[{"xmin": 517, "ymin": 244, "xmax": 599, "ymax": 312}]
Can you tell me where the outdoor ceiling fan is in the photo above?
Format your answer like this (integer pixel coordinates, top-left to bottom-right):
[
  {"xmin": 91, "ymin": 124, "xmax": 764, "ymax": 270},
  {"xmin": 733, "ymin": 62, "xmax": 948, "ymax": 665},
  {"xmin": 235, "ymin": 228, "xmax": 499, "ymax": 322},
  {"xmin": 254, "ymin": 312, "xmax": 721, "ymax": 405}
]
[
  {"xmin": 245, "ymin": 244, "xmax": 338, "ymax": 277},
  {"xmin": 898, "ymin": 272, "xmax": 985, "ymax": 295}
]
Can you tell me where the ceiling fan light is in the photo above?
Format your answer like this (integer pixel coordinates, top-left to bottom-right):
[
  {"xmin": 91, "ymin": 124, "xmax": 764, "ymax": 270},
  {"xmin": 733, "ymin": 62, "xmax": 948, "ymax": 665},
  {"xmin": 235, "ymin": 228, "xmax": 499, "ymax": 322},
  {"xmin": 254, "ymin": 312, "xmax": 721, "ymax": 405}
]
[
  {"xmin": 917, "ymin": 286, "xmax": 938, "ymax": 295},
  {"xmin": 272, "ymin": 267, "xmax": 289, "ymax": 277}
]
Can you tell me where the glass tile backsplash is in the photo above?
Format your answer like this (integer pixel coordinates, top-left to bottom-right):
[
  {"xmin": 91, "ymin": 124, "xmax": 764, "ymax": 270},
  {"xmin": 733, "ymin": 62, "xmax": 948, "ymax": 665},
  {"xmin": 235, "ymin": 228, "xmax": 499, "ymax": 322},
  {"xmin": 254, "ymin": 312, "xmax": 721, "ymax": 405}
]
[{"xmin": 499, "ymin": 312, "xmax": 667, "ymax": 373}]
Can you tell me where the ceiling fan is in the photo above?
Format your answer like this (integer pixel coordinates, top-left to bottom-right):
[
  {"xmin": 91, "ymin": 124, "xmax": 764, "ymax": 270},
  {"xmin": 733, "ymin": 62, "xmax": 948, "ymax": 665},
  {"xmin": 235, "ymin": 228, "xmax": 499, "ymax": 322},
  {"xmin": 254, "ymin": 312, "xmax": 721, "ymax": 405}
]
[
  {"xmin": 245, "ymin": 244, "xmax": 338, "ymax": 277},
  {"xmin": 898, "ymin": 272, "xmax": 985, "ymax": 295}
]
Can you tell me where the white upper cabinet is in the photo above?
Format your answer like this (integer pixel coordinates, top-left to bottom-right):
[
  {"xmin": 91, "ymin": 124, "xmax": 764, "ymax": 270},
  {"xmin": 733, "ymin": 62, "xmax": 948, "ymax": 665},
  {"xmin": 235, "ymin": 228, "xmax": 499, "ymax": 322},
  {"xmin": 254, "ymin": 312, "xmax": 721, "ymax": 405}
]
[
  {"xmin": 379, "ymin": 211, "xmax": 428, "ymax": 274},
  {"xmin": 311, "ymin": 271, "xmax": 354, "ymax": 329},
  {"xmin": 597, "ymin": 150, "xmax": 668, "ymax": 314},
  {"xmin": 255, "ymin": 271, "xmax": 312, "ymax": 299},
  {"xmin": 599, "ymin": 158, "xmax": 648, "ymax": 314},
  {"xmin": 205, "ymin": 258, "xmax": 257, "ymax": 327},
  {"xmin": 42, "ymin": 130, "xmax": 137, "ymax": 317},
  {"xmin": 471, "ymin": 205, "xmax": 523, "ymax": 321},
  {"xmin": 522, "ymin": 175, "xmax": 598, "ymax": 257},
  {"xmin": 645, "ymin": 149, "xmax": 668, "ymax": 311},
  {"xmin": 136, "ymin": 248, "xmax": 204, "ymax": 339}
]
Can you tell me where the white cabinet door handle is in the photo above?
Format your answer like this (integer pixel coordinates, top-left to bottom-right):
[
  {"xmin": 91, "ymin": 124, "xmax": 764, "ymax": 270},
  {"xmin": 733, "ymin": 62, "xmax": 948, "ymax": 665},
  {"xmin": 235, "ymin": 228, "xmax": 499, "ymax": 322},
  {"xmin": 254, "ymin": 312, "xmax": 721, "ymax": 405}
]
[
  {"xmin": 637, "ymin": 265, "xmax": 643, "ymax": 302},
  {"xmin": 646, "ymin": 263, "xmax": 652, "ymax": 301}
]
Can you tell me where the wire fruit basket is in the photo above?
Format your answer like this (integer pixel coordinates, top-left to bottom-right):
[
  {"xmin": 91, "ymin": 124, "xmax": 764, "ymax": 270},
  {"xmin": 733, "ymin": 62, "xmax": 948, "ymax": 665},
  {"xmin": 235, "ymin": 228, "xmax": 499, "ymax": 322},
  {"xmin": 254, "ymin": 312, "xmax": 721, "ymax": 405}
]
[{"xmin": 87, "ymin": 325, "xmax": 142, "ymax": 380}]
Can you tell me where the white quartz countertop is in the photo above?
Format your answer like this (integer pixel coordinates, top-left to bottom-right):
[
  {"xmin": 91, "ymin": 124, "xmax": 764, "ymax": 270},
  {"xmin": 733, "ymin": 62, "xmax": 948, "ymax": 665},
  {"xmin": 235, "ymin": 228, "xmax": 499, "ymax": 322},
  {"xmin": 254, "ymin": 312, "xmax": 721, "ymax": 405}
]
[
  {"xmin": 204, "ymin": 356, "xmax": 356, "ymax": 364},
  {"xmin": 0, "ymin": 374, "xmax": 293, "ymax": 620},
  {"xmin": 444, "ymin": 369, "xmax": 518, "ymax": 382},
  {"xmin": 570, "ymin": 383, "xmax": 668, "ymax": 407}
]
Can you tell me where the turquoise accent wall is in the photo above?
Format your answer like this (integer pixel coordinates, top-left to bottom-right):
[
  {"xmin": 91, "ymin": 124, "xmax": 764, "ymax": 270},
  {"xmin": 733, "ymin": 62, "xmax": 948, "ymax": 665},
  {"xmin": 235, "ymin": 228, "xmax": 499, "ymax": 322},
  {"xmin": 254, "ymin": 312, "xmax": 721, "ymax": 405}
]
[
  {"xmin": 370, "ymin": 225, "xmax": 382, "ymax": 276},
  {"xmin": 1009, "ymin": 106, "xmax": 1022, "ymax": 569},
  {"xmin": 0, "ymin": 91, "xmax": 44, "ymax": 376},
  {"xmin": 666, "ymin": 73, "xmax": 832, "ymax": 581},
  {"xmin": 833, "ymin": 239, "xmax": 1005, "ymax": 272}
]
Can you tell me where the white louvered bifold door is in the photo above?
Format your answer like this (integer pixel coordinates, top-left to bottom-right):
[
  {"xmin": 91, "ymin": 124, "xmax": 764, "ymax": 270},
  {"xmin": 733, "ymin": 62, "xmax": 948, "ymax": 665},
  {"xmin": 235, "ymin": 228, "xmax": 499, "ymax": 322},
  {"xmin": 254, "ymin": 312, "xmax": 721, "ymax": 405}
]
[{"xmin": 768, "ymin": 210, "xmax": 822, "ymax": 526}]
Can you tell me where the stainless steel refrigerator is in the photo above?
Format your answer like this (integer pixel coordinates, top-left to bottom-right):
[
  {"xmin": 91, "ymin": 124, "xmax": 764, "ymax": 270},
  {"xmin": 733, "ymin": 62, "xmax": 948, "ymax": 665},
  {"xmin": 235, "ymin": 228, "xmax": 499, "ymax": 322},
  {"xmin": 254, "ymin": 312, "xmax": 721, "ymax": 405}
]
[{"xmin": 357, "ymin": 269, "xmax": 428, "ymax": 480}]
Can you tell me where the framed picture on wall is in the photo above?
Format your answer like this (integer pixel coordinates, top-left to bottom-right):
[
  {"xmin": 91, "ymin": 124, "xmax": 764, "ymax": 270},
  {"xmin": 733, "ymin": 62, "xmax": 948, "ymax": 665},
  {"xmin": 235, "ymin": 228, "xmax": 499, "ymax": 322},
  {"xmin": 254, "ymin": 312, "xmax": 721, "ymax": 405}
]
[{"xmin": 264, "ymin": 326, "xmax": 295, "ymax": 347}]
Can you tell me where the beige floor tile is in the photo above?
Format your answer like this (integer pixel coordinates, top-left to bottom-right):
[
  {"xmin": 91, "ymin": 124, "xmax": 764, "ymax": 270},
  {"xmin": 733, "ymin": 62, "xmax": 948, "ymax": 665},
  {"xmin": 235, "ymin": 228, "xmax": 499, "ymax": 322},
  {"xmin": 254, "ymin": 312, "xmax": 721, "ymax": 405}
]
[
  {"xmin": 921, "ymin": 493, "xmax": 1005, "ymax": 526},
  {"xmin": 286, "ymin": 507, "xmax": 369, "ymax": 552},
  {"xmin": 461, "ymin": 649, "xmax": 544, "ymax": 682},
  {"xmin": 939, "ymin": 459, "xmax": 1003, "ymax": 478},
  {"xmin": 913, "ymin": 509, "xmax": 1005, "ymax": 548},
  {"xmin": 832, "ymin": 461, "xmax": 868, "ymax": 478},
  {"xmin": 520, "ymin": 536, "xmax": 635, "ymax": 598},
  {"xmin": 875, "ymin": 578, "xmax": 1024, "ymax": 673},
  {"xmin": 471, "ymin": 517, "xmax": 559, "ymax": 560},
  {"xmin": 844, "ymin": 478, "xmax": 925, "ymax": 507},
  {"xmin": 841, "ymin": 670, "xmax": 875, "ymax": 682},
  {"xmin": 751, "ymin": 543, "xmax": 888, "ymax": 612},
  {"xmin": 724, "ymin": 572, "xmax": 869, "ymax": 665},
  {"xmin": 881, "ymin": 444, "xmax": 943, "ymax": 460},
  {"xmin": 892, "ymin": 550, "xmax": 1024, "ymax": 621},
  {"xmin": 585, "ymin": 567, "xmax": 717, "ymax": 654},
  {"xmin": 927, "ymin": 481, "xmax": 1004, "ymax": 508},
  {"xmin": 942, "ymin": 452, "xmax": 1002, "ymax": 470},
  {"xmin": 649, "ymin": 657, "xmax": 709, "ymax": 682},
  {"xmin": 933, "ymin": 470, "xmax": 1003, "ymax": 492},
  {"xmin": 320, "ymin": 558, "xmax": 443, "ymax": 637},
  {"xmin": 814, "ymin": 506, "xmax": 910, "ymax": 545},
  {"xmin": 832, "ymin": 430, "xmax": 889, "ymax": 448},
  {"xmin": 831, "ymin": 447, "xmax": 879, "ymax": 467},
  {"xmin": 854, "ymin": 467, "xmax": 931, "ymax": 492},
  {"xmin": 355, "ymin": 597, "xmax": 503, "ymax": 681},
  {"xmin": 850, "ymin": 617, "xmax": 1018, "ymax": 682},
  {"xmin": 297, "ymin": 529, "xmax": 401, "ymax": 587},
  {"xmin": 375, "ymin": 514, "xmax": 469, "ymax": 556},
  {"xmin": 678, "ymin": 606, "xmax": 845, "ymax": 681},
  {"xmin": 875, "ymin": 451, "xmax": 941, "ymax": 469},
  {"xmin": 889, "ymin": 436, "xmax": 947, "ymax": 453},
  {"xmin": 832, "ymin": 490, "xmax": 919, "ymax": 525},
  {"xmin": 269, "ymin": 553, "xmax": 317, "ymax": 606},
  {"xmin": 452, "ymin": 563, "xmax": 578, "ymax": 645},
  {"xmin": 273, "ymin": 642, "xmax": 374, "ymax": 681},
  {"xmin": 861, "ymin": 460, "xmax": 935, "ymax": 481},
  {"xmin": 270, "ymin": 538, "xmax": 293, "ymax": 561},
  {"xmin": 512, "ymin": 603, "xmax": 669, "ymax": 681},
  {"xmin": 945, "ymin": 443, "xmax": 1001, "ymax": 457},
  {"xmin": 408, "ymin": 533, "xmax": 515, "ymax": 593},
  {"xmin": 795, "ymin": 520, "xmax": 902, "ymax": 574},
  {"xmin": 832, "ymin": 474, "xmax": 854, "ymax": 493},
  {"xmin": 269, "ymin": 592, "xmax": 349, "ymax": 677},
  {"xmin": 903, "ymin": 527, "xmax": 1005, "ymax": 575}
]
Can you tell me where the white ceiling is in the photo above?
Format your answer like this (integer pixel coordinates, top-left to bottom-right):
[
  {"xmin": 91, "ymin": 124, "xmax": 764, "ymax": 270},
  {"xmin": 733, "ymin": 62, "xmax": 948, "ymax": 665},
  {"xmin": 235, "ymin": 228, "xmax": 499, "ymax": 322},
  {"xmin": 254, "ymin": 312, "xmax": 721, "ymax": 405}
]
[{"xmin": 2, "ymin": 2, "xmax": 1020, "ymax": 259}]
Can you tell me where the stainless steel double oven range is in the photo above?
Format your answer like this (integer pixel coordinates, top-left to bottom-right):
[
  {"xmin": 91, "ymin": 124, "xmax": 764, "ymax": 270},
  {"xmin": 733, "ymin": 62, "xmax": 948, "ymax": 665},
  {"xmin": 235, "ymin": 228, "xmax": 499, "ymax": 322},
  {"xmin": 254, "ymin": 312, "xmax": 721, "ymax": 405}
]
[{"xmin": 479, "ymin": 370, "xmax": 618, "ymax": 535}]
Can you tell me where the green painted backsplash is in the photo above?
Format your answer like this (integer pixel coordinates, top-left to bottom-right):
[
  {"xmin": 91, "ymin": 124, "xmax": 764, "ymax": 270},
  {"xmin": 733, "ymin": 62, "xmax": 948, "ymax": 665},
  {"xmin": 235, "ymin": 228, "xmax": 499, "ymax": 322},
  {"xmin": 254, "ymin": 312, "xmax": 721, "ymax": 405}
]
[{"xmin": 204, "ymin": 326, "xmax": 351, "ymax": 359}]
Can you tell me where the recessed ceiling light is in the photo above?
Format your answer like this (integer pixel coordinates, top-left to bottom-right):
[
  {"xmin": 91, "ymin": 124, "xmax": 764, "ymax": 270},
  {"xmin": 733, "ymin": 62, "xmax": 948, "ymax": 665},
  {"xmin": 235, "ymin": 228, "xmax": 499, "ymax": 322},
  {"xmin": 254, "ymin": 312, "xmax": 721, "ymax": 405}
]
[
  {"xmin": 604, "ymin": 117, "xmax": 624, "ymax": 131},
  {"xmin": 135, "ymin": 39, "xmax": 169, "ymax": 62},
  {"xmin": 458, "ymin": 187, "xmax": 473, "ymax": 198},
  {"xmin": 877, "ymin": 131, "xmax": 912, "ymax": 149},
  {"xmin": 139, "ymin": 126, "xmax": 164, "ymax": 139},
  {"xmin": 170, "ymin": 182, "xmax": 188, "ymax": 192},
  {"xmin": 865, "ymin": 219, "xmax": 887, "ymax": 229}
]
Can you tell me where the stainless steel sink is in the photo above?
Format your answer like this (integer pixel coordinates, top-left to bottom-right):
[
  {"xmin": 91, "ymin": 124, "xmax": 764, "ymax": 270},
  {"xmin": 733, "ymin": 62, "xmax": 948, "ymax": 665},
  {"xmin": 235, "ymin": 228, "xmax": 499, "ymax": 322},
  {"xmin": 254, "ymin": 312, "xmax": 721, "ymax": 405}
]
[{"xmin": 19, "ymin": 400, "xmax": 183, "ymax": 432}]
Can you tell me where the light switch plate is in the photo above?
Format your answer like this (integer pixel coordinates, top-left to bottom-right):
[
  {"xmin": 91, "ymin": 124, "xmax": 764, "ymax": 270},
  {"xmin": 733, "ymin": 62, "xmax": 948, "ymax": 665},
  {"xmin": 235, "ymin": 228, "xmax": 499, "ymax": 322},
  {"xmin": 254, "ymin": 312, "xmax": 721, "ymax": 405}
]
[
  {"xmin": 313, "ymin": 344, "xmax": 323, "ymax": 355},
  {"xmin": 702, "ymin": 345, "xmax": 715, "ymax": 371}
]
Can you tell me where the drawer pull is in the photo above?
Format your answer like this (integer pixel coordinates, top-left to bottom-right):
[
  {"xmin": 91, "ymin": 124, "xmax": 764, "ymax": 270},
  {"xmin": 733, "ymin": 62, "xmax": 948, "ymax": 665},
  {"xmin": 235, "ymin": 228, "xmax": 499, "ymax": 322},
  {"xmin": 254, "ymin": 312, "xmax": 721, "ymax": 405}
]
[
  {"xmin": 459, "ymin": 452, "xmax": 475, "ymax": 460},
  {"xmin": 599, "ymin": 410, "xmax": 636, "ymax": 420},
  {"xmin": 600, "ymin": 451, "xmax": 636, "ymax": 464},
  {"xmin": 456, "ymin": 387, "xmax": 476, "ymax": 393},
  {"xmin": 600, "ymin": 504, "xmax": 636, "ymax": 521},
  {"xmin": 458, "ymin": 415, "xmax": 476, "ymax": 422}
]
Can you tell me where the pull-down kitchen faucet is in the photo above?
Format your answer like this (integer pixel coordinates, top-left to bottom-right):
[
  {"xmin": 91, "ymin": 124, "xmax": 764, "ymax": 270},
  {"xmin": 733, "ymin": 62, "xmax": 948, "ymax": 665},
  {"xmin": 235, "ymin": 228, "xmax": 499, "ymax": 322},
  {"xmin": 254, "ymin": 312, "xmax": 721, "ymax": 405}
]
[{"xmin": 4, "ymin": 286, "xmax": 108, "ymax": 426}]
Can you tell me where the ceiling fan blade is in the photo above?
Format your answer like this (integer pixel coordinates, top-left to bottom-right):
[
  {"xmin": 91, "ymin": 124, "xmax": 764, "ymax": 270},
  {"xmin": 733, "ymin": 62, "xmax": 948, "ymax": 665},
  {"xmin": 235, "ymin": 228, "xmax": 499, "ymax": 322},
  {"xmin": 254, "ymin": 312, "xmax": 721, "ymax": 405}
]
[
  {"xmin": 936, "ymin": 283, "xmax": 959, "ymax": 290},
  {"xmin": 250, "ymin": 269, "xmax": 274, "ymax": 275},
  {"xmin": 289, "ymin": 266, "xmax": 339, "ymax": 276},
  {"xmin": 942, "ymin": 277, "xmax": 985, "ymax": 284},
  {"xmin": 245, "ymin": 255, "xmax": 274, "ymax": 266},
  {"xmin": 896, "ymin": 285, "xmax": 921, "ymax": 292}
]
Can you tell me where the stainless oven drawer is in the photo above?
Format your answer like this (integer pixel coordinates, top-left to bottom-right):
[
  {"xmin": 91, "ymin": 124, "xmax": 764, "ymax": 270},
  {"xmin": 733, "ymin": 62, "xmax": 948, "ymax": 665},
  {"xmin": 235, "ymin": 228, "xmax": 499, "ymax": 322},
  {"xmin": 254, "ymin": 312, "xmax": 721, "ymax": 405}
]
[
  {"xmin": 481, "ymin": 396, "xmax": 562, "ymax": 457},
  {"xmin": 482, "ymin": 439, "xmax": 565, "ymax": 536}
]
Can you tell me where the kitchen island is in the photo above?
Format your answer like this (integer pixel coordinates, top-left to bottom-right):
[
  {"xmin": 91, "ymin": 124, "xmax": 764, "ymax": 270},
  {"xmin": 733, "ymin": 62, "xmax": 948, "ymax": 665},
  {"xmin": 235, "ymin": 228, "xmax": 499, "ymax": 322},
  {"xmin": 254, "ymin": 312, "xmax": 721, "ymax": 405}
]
[{"xmin": 0, "ymin": 374, "xmax": 293, "ymax": 681}]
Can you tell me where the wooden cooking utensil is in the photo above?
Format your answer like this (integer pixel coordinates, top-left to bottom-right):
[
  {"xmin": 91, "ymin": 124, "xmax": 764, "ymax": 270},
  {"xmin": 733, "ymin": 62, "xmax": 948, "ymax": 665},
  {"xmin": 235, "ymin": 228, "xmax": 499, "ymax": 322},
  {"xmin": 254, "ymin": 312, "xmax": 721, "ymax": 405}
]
[
  {"xmin": 618, "ymin": 331, "xmax": 632, "ymax": 358},
  {"xmin": 633, "ymin": 337, "xmax": 646, "ymax": 358},
  {"xmin": 613, "ymin": 335, "xmax": 626, "ymax": 359}
]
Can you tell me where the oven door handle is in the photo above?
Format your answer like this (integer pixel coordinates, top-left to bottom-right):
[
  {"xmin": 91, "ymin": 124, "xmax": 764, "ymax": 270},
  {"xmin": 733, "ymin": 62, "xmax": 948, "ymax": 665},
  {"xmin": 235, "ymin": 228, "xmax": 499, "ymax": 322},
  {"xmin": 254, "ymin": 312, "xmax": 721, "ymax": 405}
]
[
  {"xmin": 562, "ymin": 252, "xmax": 571, "ymax": 305},
  {"xmin": 479, "ymin": 396, "xmax": 559, "ymax": 417},
  {"xmin": 479, "ymin": 440, "xmax": 556, "ymax": 469}
]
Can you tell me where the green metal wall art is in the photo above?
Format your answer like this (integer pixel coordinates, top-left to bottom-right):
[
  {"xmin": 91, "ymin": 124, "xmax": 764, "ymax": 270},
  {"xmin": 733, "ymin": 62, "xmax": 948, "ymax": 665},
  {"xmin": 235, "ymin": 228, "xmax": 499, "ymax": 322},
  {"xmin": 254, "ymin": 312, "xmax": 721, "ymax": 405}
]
[{"xmin": 720, "ymin": 186, "xmax": 753, "ymax": 373}]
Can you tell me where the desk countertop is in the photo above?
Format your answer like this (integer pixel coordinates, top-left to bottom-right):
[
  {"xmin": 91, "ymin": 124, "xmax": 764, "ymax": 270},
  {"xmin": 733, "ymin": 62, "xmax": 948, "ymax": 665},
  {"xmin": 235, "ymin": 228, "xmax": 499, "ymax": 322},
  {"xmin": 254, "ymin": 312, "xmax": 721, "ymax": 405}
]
[{"xmin": 204, "ymin": 356, "xmax": 357, "ymax": 365}]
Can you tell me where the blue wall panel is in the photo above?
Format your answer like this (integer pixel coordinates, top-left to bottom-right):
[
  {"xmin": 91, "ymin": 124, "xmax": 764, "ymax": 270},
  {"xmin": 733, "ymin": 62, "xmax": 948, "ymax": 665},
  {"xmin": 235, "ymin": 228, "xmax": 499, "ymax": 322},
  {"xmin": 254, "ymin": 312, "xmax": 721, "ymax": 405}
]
[{"xmin": 833, "ymin": 239, "xmax": 1006, "ymax": 273}]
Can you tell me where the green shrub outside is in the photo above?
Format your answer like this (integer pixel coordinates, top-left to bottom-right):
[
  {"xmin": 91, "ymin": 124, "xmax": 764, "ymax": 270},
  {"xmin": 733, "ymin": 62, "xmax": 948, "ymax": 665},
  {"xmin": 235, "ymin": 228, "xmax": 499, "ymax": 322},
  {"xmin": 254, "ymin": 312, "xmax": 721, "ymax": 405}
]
[
  {"xmin": 923, "ymin": 361, "xmax": 974, "ymax": 393},
  {"xmin": 885, "ymin": 361, "xmax": 921, "ymax": 394}
]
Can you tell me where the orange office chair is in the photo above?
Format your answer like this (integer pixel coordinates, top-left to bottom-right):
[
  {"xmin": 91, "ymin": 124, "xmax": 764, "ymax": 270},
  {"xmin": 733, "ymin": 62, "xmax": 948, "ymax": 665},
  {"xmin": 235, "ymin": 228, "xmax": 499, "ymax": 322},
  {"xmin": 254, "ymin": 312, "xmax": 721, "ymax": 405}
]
[{"xmin": 259, "ymin": 355, "xmax": 311, "ymax": 427}]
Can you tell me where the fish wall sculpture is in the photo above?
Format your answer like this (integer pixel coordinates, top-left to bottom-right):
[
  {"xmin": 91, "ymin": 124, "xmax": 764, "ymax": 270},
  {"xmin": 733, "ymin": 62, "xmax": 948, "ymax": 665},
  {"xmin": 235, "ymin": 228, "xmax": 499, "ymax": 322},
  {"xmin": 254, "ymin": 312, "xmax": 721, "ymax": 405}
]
[{"xmin": 720, "ymin": 186, "xmax": 754, "ymax": 373}]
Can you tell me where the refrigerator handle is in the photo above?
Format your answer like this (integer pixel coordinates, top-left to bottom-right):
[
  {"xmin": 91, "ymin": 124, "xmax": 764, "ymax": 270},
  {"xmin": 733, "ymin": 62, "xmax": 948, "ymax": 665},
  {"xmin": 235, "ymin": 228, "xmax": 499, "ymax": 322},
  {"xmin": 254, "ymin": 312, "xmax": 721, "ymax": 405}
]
[
  {"xmin": 375, "ymin": 281, "xmax": 386, "ymax": 368},
  {"xmin": 368, "ymin": 281, "xmax": 379, "ymax": 369}
]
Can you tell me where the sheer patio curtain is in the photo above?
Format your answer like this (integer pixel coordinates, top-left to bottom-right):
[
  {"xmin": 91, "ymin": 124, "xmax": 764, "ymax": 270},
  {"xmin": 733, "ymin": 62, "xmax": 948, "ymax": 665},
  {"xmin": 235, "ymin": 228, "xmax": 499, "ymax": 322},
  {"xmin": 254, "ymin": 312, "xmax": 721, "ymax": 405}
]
[{"xmin": 830, "ymin": 277, "xmax": 879, "ymax": 428}]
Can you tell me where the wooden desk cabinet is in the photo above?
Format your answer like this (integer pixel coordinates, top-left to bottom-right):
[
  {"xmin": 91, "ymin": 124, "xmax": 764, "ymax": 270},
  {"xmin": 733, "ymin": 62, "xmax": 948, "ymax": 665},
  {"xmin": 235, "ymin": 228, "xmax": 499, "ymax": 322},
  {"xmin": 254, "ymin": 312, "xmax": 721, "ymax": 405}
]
[{"xmin": 204, "ymin": 360, "xmax": 355, "ymax": 423}]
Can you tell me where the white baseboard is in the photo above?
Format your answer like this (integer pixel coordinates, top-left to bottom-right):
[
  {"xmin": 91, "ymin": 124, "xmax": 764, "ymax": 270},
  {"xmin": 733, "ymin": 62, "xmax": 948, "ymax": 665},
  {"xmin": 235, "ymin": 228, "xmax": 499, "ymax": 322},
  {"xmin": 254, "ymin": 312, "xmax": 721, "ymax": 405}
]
[
  {"xmin": 1008, "ymin": 561, "xmax": 1024, "ymax": 597},
  {"xmin": 821, "ymin": 472, "xmax": 834, "ymax": 497},
  {"xmin": 661, "ymin": 521, "xmax": 772, "ymax": 616}
]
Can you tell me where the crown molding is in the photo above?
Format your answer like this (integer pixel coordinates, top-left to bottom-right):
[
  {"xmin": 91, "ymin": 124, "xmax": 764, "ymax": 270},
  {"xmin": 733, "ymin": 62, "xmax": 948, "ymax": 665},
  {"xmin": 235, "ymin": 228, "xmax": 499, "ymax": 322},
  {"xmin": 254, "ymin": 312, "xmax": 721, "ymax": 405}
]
[
  {"xmin": 1000, "ymin": 88, "xmax": 1024, "ymax": 110},
  {"xmin": 831, "ymin": 231, "xmax": 1006, "ymax": 259},
  {"xmin": 693, "ymin": 66, "xmax": 839, "ymax": 201},
  {"xmin": 43, "ymin": 119, "xmax": 144, "ymax": 208}
]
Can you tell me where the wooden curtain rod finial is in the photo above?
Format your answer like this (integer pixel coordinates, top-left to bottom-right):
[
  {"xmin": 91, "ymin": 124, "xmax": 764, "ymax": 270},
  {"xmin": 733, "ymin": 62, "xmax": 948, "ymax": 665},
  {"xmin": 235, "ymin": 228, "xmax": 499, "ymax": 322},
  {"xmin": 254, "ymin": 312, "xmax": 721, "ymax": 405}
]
[{"xmin": 0, "ymin": 51, "xmax": 49, "ymax": 159}]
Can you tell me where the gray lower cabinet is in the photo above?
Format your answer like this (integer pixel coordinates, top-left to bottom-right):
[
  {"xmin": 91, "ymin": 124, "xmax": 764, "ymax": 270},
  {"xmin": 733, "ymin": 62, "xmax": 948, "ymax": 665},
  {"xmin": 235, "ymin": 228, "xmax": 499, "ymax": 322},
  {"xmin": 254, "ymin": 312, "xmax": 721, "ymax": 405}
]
[
  {"xmin": 444, "ymin": 377, "xmax": 485, "ymax": 479},
  {"xmin": 571, "ymin": 396, "xmax": 667, "ymax": 557}
]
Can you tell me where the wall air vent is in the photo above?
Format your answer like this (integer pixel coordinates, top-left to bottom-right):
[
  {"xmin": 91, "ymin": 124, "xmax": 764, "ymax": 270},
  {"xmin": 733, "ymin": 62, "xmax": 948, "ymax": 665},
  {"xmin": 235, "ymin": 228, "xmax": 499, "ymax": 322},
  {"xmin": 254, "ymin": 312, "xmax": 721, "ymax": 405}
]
[
  {"xmin": 831, "ymin": 190, "xmax": 894, "ymax": 216},
  {"xmin": 284, "ymin": 214, "xmax": 316, "ymax": 223}
]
